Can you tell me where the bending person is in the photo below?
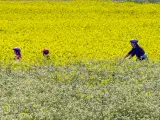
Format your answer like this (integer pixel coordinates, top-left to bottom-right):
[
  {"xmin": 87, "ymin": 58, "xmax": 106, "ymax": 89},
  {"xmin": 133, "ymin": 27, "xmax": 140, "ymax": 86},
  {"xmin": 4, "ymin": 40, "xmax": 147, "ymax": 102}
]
[
  {"xmin": 42, "ymin": 49, "xmax": 50, "ymax": 59},
  {"xmin": 124, "ymin": 39, "xmax": 148, "ymax": 60},
  {"xmin": 13, "ymin": 47, "xmax": 22, "ymax": 60}
]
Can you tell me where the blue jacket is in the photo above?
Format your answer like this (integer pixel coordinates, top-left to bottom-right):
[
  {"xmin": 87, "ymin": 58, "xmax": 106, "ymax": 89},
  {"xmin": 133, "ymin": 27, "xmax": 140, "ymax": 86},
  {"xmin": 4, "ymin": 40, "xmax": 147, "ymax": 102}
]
[{"xmin": 128, "ymin": 45, "xmax": 145, "ymax": 58}]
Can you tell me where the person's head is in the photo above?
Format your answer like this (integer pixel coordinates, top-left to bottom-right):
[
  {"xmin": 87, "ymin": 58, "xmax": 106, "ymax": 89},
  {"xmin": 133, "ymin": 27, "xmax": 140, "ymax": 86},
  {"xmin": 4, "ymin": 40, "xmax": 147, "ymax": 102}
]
[
  {"xmin": 130, "ymin": 39, "xmax": 138, "ymax": 48},
  {"xmin": 43, "ymin": 49, "xmax": 49, "ymax": 55},
  {"xmin": 13, "ymin": 47, "xmax": 21, "ymax": 55}
]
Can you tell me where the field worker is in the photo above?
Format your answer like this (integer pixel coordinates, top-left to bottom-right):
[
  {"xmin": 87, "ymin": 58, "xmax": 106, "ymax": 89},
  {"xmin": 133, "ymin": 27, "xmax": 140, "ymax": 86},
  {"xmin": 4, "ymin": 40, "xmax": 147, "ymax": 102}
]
[
  {"xmin": 13, "ymin": 47, "xmax": 22, "ymax": 60},
  {"xmin": 124, "ymin": 39, "xmax": 148, "ymax": 60},
  {"xmin": 42, "ymin": 49, "xmax": 50, "ymax": 59}
]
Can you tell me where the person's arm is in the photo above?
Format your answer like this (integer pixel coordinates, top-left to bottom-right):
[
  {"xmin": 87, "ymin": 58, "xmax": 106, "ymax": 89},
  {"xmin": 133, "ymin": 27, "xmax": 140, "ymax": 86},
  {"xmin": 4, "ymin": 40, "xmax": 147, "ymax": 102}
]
[
  {"xmin": 123, "ymin": 49, "xmax": 133, "ymax": 59},
  {"xmin": 129, "ymin": 52, "xmax": 136, "ymax": 59},
  {"xmin": 129, "ymin": 54, "xmax": 134, "ymax": 59},
  {"xmin": 124, "ymin": 53, "xmax": 130, "ymax": 59}
]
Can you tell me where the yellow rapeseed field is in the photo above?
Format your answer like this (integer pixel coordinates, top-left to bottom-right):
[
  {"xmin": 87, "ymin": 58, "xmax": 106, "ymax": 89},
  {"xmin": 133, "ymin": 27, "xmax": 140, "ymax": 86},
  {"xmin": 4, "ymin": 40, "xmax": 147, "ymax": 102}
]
[{"xmin": 0, "ymin": 1, "xmax": 160, "ymax": 65}]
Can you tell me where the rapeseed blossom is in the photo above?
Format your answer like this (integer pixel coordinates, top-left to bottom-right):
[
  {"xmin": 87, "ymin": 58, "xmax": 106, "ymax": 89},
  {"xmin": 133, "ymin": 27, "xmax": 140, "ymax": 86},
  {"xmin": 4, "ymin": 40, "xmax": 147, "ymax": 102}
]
[{"xmin": 0, "ymin": 1, "xmax": 159, "ymax": 65}]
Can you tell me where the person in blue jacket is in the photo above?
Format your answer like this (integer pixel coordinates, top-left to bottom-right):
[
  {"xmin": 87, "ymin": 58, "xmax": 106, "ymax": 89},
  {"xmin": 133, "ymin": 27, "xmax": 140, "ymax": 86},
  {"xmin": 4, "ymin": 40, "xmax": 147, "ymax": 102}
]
[{"xmin": 124, "ymin": 39, "xmax": 148, "ymax": 60}]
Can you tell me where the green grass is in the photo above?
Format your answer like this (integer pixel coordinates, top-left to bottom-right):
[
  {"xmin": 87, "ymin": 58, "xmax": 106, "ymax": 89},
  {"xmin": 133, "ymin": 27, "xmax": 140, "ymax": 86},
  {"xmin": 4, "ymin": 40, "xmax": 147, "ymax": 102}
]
[{"xmin": 0, "ymin": 60, "xmax": 160, "ymax": 119}]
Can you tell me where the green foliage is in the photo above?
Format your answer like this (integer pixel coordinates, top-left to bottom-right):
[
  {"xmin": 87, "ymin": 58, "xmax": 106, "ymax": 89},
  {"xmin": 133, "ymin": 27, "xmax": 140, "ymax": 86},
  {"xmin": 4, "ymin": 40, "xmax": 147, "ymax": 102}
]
[{"xmin": 0, "ymin": 60, "xmax": 160, "ymax": 119}]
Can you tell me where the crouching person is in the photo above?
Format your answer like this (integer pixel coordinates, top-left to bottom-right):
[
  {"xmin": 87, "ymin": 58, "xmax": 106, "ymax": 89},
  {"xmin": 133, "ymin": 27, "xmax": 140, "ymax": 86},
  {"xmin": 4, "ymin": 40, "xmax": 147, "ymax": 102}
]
[
  {"xmin": 13, "ymin": 47, "xmax": 22, "ymax": 60},
  {"xmin": 124, "ymin": 39, "xmax": 148, "ymax": 61},
  {"xmin": 42, "ymin": 49, "xmax": 50, "ymax": 59}
]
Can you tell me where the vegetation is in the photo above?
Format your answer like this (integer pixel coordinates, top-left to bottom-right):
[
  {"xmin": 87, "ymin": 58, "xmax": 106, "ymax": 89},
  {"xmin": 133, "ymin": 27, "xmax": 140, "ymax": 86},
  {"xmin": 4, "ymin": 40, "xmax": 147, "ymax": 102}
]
[
  {"xmin": 0, "ymin": 60, "xmax": 160, "ymax": 119},
  {"xmin": 0, "ymin": 1, "xmax": 160, "ymax": 65},
  {"xmin": 0, "ymin": 1, "xmax": 160, "ymax": 119}
]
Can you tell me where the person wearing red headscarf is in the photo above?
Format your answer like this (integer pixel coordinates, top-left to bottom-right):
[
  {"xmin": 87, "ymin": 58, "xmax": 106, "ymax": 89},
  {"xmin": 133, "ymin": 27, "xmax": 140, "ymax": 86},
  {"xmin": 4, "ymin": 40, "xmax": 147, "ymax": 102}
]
[{"xmin": 42, "ymin": 49, "xmax": 50, "ymax": 59}]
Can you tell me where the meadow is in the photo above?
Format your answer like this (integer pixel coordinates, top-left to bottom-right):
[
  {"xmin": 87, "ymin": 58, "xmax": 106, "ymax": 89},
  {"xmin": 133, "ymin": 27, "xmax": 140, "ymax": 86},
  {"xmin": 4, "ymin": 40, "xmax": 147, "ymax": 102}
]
[{"xmin": 0, "ymin": 1, "xmax": 160, "ymax": 119}]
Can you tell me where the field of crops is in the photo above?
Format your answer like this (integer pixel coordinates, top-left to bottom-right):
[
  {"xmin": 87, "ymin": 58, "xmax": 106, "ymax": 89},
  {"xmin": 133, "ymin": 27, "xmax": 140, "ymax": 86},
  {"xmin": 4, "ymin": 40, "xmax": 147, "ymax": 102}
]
[
  {"xmin": 0, "ymin": 60, "xmax": 160, "ymax": 119},
  {"xmin": 0, "ymin": 1, "xmax": 160, "ymax": 65},
  {"xmin": 0, "ymin": 1, "xmax": 160, "ymax": 119}
]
